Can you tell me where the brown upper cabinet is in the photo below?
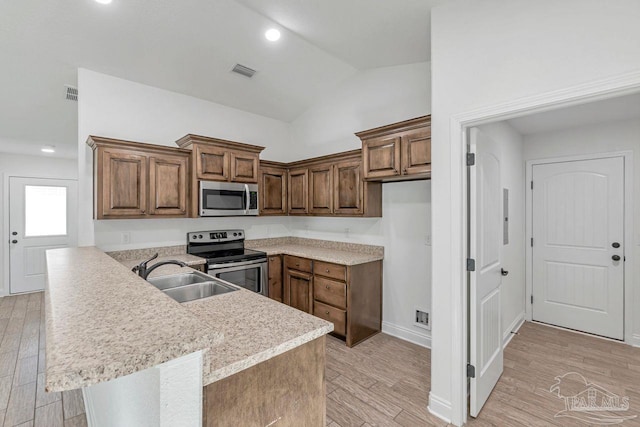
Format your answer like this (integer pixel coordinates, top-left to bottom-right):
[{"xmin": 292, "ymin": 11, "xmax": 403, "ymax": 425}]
[
  {"xmin": 308, "ymin": 163, "xmax": 333, "ymax": 215},
  {"xmin": 288, "ymin": 167, "xmax": 310, "ymax": 215},
  {"xmin": 176, "ymin": 134, "xmax": 265, "ymax": 217},
  {"xmin": 259, "ymin": 161, "xmax": 288, "ymax": 216},
  {"xmin": 87, "ymin": 136, "xmax": 190, "ymax": 219},
  {"xmin": 176, "ymin": 134, "xmax": 264, "ymax": 183},
  {"xmin": 268, "ymin": 150, "xmax": 380, "ymax": 218},
  {"xmin": 357, "ymin": 115, "xmax": 431, "ymax": 182}
]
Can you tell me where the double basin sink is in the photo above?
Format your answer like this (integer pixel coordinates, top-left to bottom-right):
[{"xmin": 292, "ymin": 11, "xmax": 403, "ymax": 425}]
[{"xmin": 148, "ymin": 271, "xmax": 237, "ymax": 303}]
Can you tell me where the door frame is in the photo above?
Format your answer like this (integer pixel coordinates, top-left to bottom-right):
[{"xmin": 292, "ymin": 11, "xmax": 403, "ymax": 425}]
[
  {"xmin": 435, "ymin": 69, "xmax": 640, "ymax": 426},
  {"xmin": 524, "ymin": 151, "xmax": 634, "ymax": 343}
]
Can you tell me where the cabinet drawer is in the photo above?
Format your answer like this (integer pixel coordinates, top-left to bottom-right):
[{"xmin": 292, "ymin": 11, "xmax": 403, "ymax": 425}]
[
  {"xmin": 284, "ymin": 255, "xmax": 312, "ymax": 273},
  {"xmin": 313, "ymin": 261, "xmax": 346, "ymax": 281},
  {"xmin": 313, "ymin": 276, "xmax": 346, "ymax": 309},
  {"xmin": 314, "ymin": 301, "xmax": 346, "ymax": 336}
]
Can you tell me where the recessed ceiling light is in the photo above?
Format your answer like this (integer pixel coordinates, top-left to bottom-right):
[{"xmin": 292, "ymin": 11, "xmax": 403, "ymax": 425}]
[
  {"xmin": 94, "ymin": 0, "xmax": 112, "ymax": 4},
  {"xmin": 41, "ymin": 146, "xmax": 56, "ymax": 153},
  {"xmin": 265, "ymin": 29, "xmax": 281, "ymax": 42}
]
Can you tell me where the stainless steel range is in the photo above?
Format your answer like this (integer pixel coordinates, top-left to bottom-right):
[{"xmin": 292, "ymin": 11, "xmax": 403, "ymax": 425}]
[{"xmin": 186, "ymin": 230, "xmax": 268, "ymax": 296}]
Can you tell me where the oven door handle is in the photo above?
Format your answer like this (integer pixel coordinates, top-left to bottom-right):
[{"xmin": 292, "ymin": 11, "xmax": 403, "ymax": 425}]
[{"xmin": 209, "ymin": 259, "xmax": 267, "ymax": 269}]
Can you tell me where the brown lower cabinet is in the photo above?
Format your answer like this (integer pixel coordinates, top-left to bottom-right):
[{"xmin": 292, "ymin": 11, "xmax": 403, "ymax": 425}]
[
  {"xmin": 278, "ymin": 255, "xmax": 382, "ymax": 347},
  {"xmin": 267, "ymin": 255, "xmax": 283, "ymax": 303},
  {"xmin": 203, "ymin": 336, "xmax": 325, "ymax": 426},
  {"xmin": 284, "ymin": 257, "xmax": 313, "ymax": 314}
]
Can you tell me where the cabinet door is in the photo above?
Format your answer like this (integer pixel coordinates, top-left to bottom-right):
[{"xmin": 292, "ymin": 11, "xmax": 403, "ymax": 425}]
[
  {"xmin": 288, "ymin": 168, "xmax": 309, "ymax": 215},
  {"xmin": 362, "ymin": 135, "xmax": 401, "ymax": 179},
  {"xmin": 231, "ymin": 151, "xmax": 259, "ymax": 183},
  {"xmin": 309, "ymin": 164, "xmax": 333, "ymax": 215},
  {"xmin": 148, "ymin": 153, "xmax": 189, "ymax": 217},
  {"xmin": 268, "ymin": 255, "xmax": 283, "ymax": 302},
  {"xmin": 259, "ymin": 167, "xmax": 287, "ymax": 215},
  {"xmin": 401, "ymin": 127, "xmax": 431, "ymax": 176},
  {"xmin": 333, "ymin": 160, "xmax": 363, "ymax": 215},
  {"xmin": 284, "ymin": 267, "xmax": 313, "ymax": 314},
  {"xmin": 195, "ymin": 144, "xmax": 230, "ymax": 181},
  {"xmin": 100, "ymin": 149, "xmax": 147, "ymax": 217}
]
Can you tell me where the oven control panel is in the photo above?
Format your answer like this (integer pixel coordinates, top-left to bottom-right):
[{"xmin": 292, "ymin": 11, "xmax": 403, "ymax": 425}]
[{"xmin": 188, "ymin": 230, "xmax": 244, "ymax": 243}]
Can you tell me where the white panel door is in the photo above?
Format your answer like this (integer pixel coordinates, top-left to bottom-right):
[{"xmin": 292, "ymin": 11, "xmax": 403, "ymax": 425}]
[
  {"xmin": 532, "ymin": 157, "xmax": 624, "ymax": 339},
  {"xmin": 9, "ymin": 177, "xmax": 78, "ymax": 294},
  {"xmin": 469, "ymin": 128, "xmax": 503, "ymax": 417}
]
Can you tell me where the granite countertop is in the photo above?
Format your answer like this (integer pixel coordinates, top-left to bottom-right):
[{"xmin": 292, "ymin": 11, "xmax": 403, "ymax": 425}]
[
  {"xmin": 144, "ymin": 264, "xmax": 334, "ymax": 386},
  {"xmin": 246, "ymin": 237, "xmax": 384, "ymax": 265},
  {"xmin": 45, "ymin": 247, "xmax": 333, "ymax": 392},
  {"xmin": 44, "ymin": 247, "xmax": 222, "ymax": 392}
]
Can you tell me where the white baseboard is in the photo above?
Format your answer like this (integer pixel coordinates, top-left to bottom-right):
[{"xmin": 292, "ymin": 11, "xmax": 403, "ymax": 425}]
[
  {"xmin": 382, "ymin": 321, "xmax": 431, "ymax": 348},
  {"xmin": 428, "ymin": 392, "xmax": 452, "ymax": 424},
  {"xmin": 503, "ymin": 312, "xmax": 526, "ymax": 348},
  {"xmin": 632, "ymin": 334, "xmax": 640, "ymax": 348}
]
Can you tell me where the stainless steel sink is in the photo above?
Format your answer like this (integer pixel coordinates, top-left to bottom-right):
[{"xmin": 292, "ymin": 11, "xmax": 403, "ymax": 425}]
[
  {"xmin": 163, "ymin": 281, "xmax": 238, "ymax": 303},
  {"xmin": 147, "ymin": 271, "xmax": 211, "ymax": 290},
  {"xmin": 147, "ymin": 271, "xmax": 238, "ymax": 302}
]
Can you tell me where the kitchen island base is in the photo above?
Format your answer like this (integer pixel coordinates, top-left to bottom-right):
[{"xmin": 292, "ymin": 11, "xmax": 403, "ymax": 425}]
[{"xmin": 203, "ymin": 336, "xmax": 326, "ymax": 427}]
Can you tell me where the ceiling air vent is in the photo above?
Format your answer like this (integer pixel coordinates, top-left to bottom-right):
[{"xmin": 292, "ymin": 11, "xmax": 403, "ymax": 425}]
[
  {"xmin": 64, "ymin": 85, "xmax": 78, "ymax": 101},
  {"xmin": 231, "ymin": 63, "xmax": 256, "ymax": 78}
]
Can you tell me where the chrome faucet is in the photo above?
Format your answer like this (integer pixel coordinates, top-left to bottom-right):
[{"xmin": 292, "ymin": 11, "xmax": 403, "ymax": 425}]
[{"xmin": 132, "ymin": 253, "xmax": 187, "ymax": 280}]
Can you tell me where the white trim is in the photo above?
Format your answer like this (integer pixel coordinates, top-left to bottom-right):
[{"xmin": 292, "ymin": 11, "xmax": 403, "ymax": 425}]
[
  {"xmin": 631, "ymin": 334, "xmax": 640, "ymax": 348},
  {"xmin": 382, "ymin": 321, "xmax": 431, "ymax": 348},
  {"xmin": 525, "ymin": 151, "xmax": 634, "ymax": 345},
  {"xmin": 503, "ymin": 313, "xmax": 525, "ymax": 348},
  {"xmin": 82, "ymin": 387, "xmax": 97, "ymax": 427},
  {"xmin": 1, "ymin": 171, "xmax": 8, "ymax": 297},
  {"xmin": 428, "ymin": 392, "xmax": 452, "ymax": 424},
  {"xmin": 448, "ymin": 70, "xmax": 640, "ymax": 426}
]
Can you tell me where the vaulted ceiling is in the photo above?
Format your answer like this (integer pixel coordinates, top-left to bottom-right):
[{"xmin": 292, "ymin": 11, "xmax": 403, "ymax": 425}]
[{"xmin": 0, "ymin": 0, "xmax": 440, "ymax": 158}]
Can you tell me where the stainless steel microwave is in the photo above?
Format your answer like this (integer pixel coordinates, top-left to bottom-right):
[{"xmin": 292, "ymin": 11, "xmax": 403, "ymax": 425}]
[{"xmin": 199, "ymin": 181, "xmax": 259, "ymax": 216}]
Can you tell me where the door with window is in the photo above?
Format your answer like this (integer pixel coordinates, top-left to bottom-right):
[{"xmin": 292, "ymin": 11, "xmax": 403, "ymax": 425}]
[{"xmin": 9, "ymin": 177, "xmax": 78, "ymax": 294}]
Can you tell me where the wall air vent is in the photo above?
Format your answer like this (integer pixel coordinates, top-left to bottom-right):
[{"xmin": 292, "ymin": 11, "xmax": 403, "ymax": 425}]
[
  {"xmin": 231, "ymin": 63, "xmax": 256, "ymax": 78},
  {"xmin": 64, "ymin": 85, "xmax": 78, "ymax": 101}
]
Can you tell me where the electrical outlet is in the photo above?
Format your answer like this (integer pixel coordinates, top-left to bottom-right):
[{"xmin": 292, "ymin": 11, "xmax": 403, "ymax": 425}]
[
  {"xmin": 425, "ymin": 234, "xmax": 431, "ymax": 246},
  {"xmin": 121, "ymin": 232, "xmax": 131, "ymax": 244},
  {"xmin": 415, "ymin": 309, "xmax": 430, "ymax": 330},
  {"xmin": 345, "ymin": 228, "xmax": 350, "ymax": 238}
]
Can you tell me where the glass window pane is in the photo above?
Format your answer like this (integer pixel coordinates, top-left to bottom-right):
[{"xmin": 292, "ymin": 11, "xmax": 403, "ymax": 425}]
[{"xmin": 24, "ymin": 186, "xmax": 67, "ymax": 237}]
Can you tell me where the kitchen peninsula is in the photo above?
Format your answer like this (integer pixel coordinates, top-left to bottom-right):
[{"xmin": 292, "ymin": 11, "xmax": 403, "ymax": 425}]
[{"xmin": 45, "ymin": 246, "xmax": 333, "ymax": 426}]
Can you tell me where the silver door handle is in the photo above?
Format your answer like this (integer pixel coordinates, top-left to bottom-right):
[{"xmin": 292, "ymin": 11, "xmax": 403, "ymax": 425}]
[{"xmin": 245, "ymin": 184, "xmax": 250, "ymax": 215}]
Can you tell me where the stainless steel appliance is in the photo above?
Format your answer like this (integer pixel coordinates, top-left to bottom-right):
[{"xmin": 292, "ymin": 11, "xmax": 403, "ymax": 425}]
[
  {"xmin": 187, "ymin": 229, "xmax": 267, "ymax": 296},
  {"xmin": 199, "ymin": 181, "xmax": 258, "ymax": 217}
]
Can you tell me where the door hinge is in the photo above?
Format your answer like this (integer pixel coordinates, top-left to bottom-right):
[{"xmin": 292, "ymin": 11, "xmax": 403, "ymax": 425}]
[
  {"xmin": 531, "ymin": 238, "xmax": 534, "ymax": 247},
  {"xmin": 531, "ymin": 295, "xmax": 534, "ymax": 304},
  {"xmin": 530, "ymin": 181, "xmax": 533, "ymax": 190},
  {"xmin": 466, "ymin": 153, "xmax": 476, "ymax": 166},
  {"xmin": 467, "ymin": 364, "xmax": 476, "ymax": 378},
  {"xmin": 466, "ymin": 258, "xmax": 476, "ymax": 272}
]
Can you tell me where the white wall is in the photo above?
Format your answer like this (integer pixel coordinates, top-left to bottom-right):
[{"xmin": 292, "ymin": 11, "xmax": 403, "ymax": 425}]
[
  {"xmin": 430, "ymin": 1, "xmax": 640, "ymax": 423},
  {"xmin": 0, "ymin": 153, "xmax": 78, "ymax": 296},
  {"xmin": 288, "ymin": 62, "xmax": 432, "ymax": 346},
  {"xmin": 523, "ymin": 118, "xmax": 640, "ymax": 341},
  {"xmin": 287, "ymin": 62, "xmax": 430, "ymax": 161},
  {"xmin": 77, "ymin": 69, "xmax": 293, "ymax": 249},
  {"xmin": 476, "ymin": 122, "xmax": 526, "ymax": 344}
]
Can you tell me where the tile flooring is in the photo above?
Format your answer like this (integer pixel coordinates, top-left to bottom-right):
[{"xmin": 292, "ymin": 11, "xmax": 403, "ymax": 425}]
[{"xmin": 3, "ymin": 292, "xmax": 640, "ymax": 427}]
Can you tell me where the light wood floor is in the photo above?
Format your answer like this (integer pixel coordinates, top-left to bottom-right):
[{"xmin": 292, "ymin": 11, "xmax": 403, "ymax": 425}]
[
  {"xmin": 4, "ymin": 292, "xmax": 640, "ymax": 426},
  {"xmin": 466, "ymin": 321, "xmax": 640, "ymax": 427},
  {"xmin": 0, "ymin": 293, "xmax": 87, "ymax": 427}
]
